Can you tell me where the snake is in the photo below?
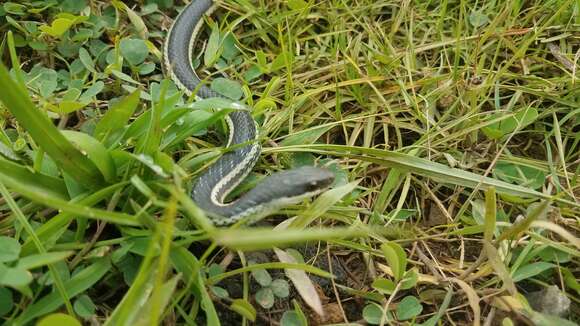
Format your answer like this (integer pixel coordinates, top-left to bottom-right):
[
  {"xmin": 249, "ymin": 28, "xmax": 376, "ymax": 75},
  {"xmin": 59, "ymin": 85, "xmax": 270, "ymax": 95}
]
[{"xmin": 163, "ymin": 0, "xmax": 335, "ymax": 225}]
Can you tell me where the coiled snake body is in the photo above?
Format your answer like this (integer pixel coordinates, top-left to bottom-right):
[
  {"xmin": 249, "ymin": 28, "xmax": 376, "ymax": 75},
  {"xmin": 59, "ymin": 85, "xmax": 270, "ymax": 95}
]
[{"xmin": 163, "ymin": 0, "xmax": 334, "ymax": 225}]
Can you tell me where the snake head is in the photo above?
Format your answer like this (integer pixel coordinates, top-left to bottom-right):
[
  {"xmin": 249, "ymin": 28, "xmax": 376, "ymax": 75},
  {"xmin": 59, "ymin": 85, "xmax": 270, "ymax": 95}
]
[{"xmin": 265, "ymin": 166, "xmax": 335, "ymax": 199}]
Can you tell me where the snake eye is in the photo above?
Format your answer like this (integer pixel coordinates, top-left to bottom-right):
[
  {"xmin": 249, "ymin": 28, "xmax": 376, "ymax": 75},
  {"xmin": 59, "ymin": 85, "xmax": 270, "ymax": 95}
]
[{"xmin": 306, "ymin": 181, "xmax": 322, "ymax": 192}]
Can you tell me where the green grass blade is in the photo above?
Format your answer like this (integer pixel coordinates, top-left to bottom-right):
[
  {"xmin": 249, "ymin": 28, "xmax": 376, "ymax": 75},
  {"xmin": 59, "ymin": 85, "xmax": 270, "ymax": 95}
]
[
  {"xmin": 0, "ymin": 174, "xmax": 138, "ymax": 226},
  {"xmin": 268, "ymin": 144, "xmax": 578, "ymax": 206},
  {"xmin": 213, "ymin": 226, "xmax": 369, "ymax": 251},
  {"xmin": 0, "ymin": 63, "xmax": 105, "ymax": 189},
  {"xmin": 0, "ymin": 156, "xmax": 68, "ymax": 199}
]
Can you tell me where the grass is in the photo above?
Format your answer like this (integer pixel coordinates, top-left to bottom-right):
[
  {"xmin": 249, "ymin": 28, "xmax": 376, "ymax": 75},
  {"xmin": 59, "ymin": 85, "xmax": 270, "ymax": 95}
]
[{"xmin": 0, "ymin": 0, "xmax": 578, "ymax": 325}]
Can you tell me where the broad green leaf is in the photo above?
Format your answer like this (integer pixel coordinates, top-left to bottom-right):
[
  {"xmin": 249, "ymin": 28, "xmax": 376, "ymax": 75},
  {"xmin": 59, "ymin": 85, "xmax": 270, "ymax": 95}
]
[
  {"xmin": 0, "ymin": 287, "xmax": 13, "ymax": 316},
  {"xmin": 291, "ymin": 180, "xmax": 358, "ymax": 229},
  {"xmin": 271, "ymin": 279, "xmax": 290, "ymax": 298},
  {"xmin": 363, "ymin": 302, "xmax": 391, "ymax": 325},
  {"xmin": 280, "ymin": 310, "xmax": 304, "ymax": 326},
  {"xmin": 512, "ymin": 262, "xmax": 554, "ymax": 282},
  {"xmin": 0, "ymin": 63, "xmax": 105, "ymax": 189},
  {"xmin": 78, "ymin": 47, "xmax": 96, "ymax": 73},
  {"xmin": 251, "ymin": 268, "xmax": 272, "ymax": 287},
  {"xmin": 16, "ymin": 251, "xmax": 73, "ymax": 270},
  {"xmin": 120, "ymin": 38, "xmax": 149, "ymax": 65},
  {"xmin": 122, "ymin": 3, "xmax": 148, "ymax": 39},
  {"xmin": 380, "ymin": 242, "xmax": 407, "ymax": 281},
  {"xmin": 55, "ymin": 101, "xmax": 87, "ymax": 114},
  {"xmin": 37, "ymin": 313, "xmax": 81, "ymax": 326},
  {"xmin": 94, "ymin": 90, "xmax": 141, "ymax": 143},
  {"xmin": 372, "ymin": 278, "xmax": 395, "ymax": 295},
  {"xmin": 204, "ymin": 23, "xmax": 222, "ymax": 67},
  {"xmin": 287, "ymin": 0, "xmax": 309, "ymax": 10},
  {"xmin": 14, "ymin": 258, "xmax": 111, "ymax": 325},
  {"xmin": 0, "ymin": 236, "xmax": 20, "ymax": 262},
  {"xmin": 61, "ymin": 131, "xmax": 116, "ymax": 182},
  {"xmin": 255, "ymin": 287, "xmax": 275, "ymax": 309},
  {"xmin": 39, "ymin": 18, "xmax": 75, "ymax": 37},
  {"xmin": 396, "ymin": 296, "xmax": 423, "ymax": 321},
  {"xmin": 469, "ymin": 10, "xmax": 489, "ymax": 28},
  {"xmin": 73, "ymin": 295, "xmax": 96, "ymax": 318},
  {"xmin": 230, "ymin": 299, "xmax": 256, "ymax": 322},
  {"xmin": 482, "ymin": 107, "xmax": 539, "ymax": 140},
  {"xmin": 0, "ymin": 173, "xmax": 138, "ymax": 226},
  {"xmin": 0, "ymin": 156, "xmax": 68, "ymax": 199},
  {"xmin": 134, "ymin": 275, "xmax": 181, "ymax": 325},
  {"xmin": 281, "ymin": 125, "xmax": 334, "ymax": 146},
  {"xmin": 0, "ymin": 264, "xmax": 33, "ymax": 287},
  {"xmin": 211, "ymin": 78, "xmax": 243, "ymax": 100},
  {"xmin": 494, "ymin": 162, "xmax": 545, "ymax": 190}
]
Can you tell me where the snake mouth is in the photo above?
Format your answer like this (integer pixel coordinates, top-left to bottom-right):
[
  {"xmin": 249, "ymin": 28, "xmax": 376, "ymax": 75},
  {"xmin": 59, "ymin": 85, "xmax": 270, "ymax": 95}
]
[{"xmin": 306, "ymin": 177, "xmax": 335, "ymax": 192}]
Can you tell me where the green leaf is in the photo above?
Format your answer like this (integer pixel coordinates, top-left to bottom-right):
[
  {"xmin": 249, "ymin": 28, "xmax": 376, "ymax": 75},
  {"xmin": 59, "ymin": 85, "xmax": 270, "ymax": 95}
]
[
  {"xmin": 134, "ymin": 275, "xmax": 181, "ymax": 325},
  {"xmin": 281, "ymin": 125, "xmax": 334, "ymax": 146},
  {"xmin": 211, "ymin": 78, "xmax": 243, "ymax": 100},
  {"xmin": 287, "ymin": 0, "xmax": 309, "ymax": 10},
  {"xmin": 494, "ymin": 162, "xmax": 546, "ymax": 190},
  {"xmin": 37, "ymin": 313, "xmax": 81, "ymax": 326},
  {"xmin": 562, "ymin": 268, "xmax": 580, "ymax": 295},
  {"xmin": 210, "ymin": 286, "xmax": 229, "ymax": 299},
  {"xmin": 61, "ymin": 131, "xmax": 116, "ymax": 183},
  {"xmin": 484, "ymin": 187, "xmax": 496, "ymax": 242},
  {"xmin": 280, "ymin": 311, "xmax": 302, "ymax": 326},
  {"xmin": 0, "ymin": 236, "xmax": 20, "ymax": 262},
  {"xmin": 0, "ymin": 287, "xmax": 13, "ymax": 316},
  {"xmin": 16, "ymin": 251, "xmax": 73, "ymax": 270},
  {"xmin": 271, "ymin": 279, "xmax": 290, "ymax": 298},
  {"xmin": 0, "ymin": 175, "xmax": 138, "ymax": 226},
  {"xmin": 372, "ymin": 278, "xmax": 396, "ymax": 295},
  {"xmin": 255, "ymin": 287, "xmax": 275, "ymax": 309},
  {"xmin": 251, "ymin": 268, "xmax": 272, "ymax": 287},
  {"xmin": 0, "ymin": 63, "xmax": 105, "ymax": 189},
  {"xmin": 363, "ymin": 302, "xmax": 390, "ymax": 325},
  {"xmin": 291, "ymin": 180, "xmax": 357, "ymax": 229},
  {"xmin": 204, "ymin": 23, "xmax": 222, "ymax": 67},
  {"xmin": 78, "ymin": 47, "xmax": 96, "ymax": 73},
  {"xmin": 482, "ymin": 107, "xmax": 539, "ymax": 140},
  {"xmin": 396, "ymin": 296, "xmax": 423, "ymax": 321},
  {"xmin": 512, "ymin": 262, "xmax": 554, "ymax": 282},
  {"xmin": 400, "ymin": 269, "xmax": 419, "ymax": 290},
  {"xmin": 14, "ymin": 258, "xmax": 111, "ymax": 325},
  {"xmin": 0, "ymin": 157, "xmax": 68, "ymax": 199},
  {"xmin": 0, "ymin": 264, "xmax": 33, "ymax": 287},
  {"xmin": 230, "ymin": 299, "xmax": 256, "ymax": 322},
  {"xmin": 39, "ymin": 18, "xmax": 75, "ymax": 37},
  {"xmin": 94, "ymin": 90, "xmax": 141, "ymax": 143},
  {"xmin": 214, "ymin": 226, "xmax": 368, "ymax": 251},
  {"xmin": 380, "ymin": 242, "xmax": 407, "ymax": 282},
  {"xmin": 73, "ymin": 294, "xmax": 96, "ymax": 318},
  {"xmin": 469, "ymin": 10, "xmax": 489, "ymax": 28},
  {"xmin": 120, "ymin": 38, "xmax": 149, "ymax": 66}
]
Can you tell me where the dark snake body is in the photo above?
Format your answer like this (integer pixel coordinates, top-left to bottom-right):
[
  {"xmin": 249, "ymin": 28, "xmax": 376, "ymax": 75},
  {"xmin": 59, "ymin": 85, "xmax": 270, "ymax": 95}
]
[{"xmin": 164, "ymin": 0, "xmax": 334, "ymax": 225}]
